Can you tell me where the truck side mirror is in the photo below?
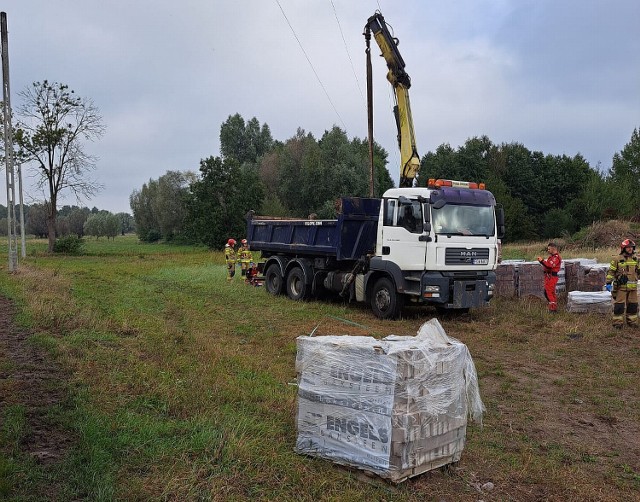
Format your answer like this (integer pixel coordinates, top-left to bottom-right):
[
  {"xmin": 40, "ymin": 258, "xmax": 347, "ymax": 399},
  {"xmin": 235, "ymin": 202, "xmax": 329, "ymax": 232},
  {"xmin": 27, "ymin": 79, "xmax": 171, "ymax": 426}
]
[
  {"xmin": 423, "ymin": 221, "xmax": 431, "ymax": 233},
  {"xmin": 496, "ymin": 205, "xmax": 505, "ymax": 239},
  {"xmin": 432, "ymin": 199, "xmax": 446, "ymax": 209}
]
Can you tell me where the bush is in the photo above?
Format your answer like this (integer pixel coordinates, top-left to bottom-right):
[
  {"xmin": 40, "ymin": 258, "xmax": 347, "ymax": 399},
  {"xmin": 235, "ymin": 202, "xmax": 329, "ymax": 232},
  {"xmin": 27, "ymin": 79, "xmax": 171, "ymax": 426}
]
[
  {"xmin": 144, "ymin": 229, "xmax": 162, "ymax": 243},
  {"xmin": 53, "ymin": 235, "xmax": 85, "ymax": 254}
]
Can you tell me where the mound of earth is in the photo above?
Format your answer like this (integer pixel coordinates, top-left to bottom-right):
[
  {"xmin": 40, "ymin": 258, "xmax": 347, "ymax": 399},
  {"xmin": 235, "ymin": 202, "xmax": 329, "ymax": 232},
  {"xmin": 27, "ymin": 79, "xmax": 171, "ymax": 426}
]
[{"xmin": 572, "ymin": 220, "xmax": 638, "ymax": 249}]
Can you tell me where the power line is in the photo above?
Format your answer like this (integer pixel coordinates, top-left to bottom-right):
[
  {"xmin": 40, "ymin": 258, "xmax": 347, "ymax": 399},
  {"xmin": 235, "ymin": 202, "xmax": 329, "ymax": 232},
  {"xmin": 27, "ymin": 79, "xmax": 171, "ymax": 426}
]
[
  {"xmin": 329, "ymin": 0, "xmax": 364, "ymax": 104},
  {"xmin": 275, "ymin": 0, "xmax": 347, "ymax": 130}
]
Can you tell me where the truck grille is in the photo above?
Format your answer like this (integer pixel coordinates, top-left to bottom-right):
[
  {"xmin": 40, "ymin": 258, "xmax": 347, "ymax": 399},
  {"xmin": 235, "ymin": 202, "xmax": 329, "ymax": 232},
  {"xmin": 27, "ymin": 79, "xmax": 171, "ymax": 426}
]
[{"xmin": 445, "ymin": 248, "xmax": 490, "ymax": 265}]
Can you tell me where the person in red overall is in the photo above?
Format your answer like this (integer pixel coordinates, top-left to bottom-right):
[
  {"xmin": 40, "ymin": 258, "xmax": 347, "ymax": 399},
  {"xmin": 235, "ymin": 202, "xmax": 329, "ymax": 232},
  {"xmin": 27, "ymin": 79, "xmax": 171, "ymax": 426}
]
[{"xmin": 537, "ymin": 242, "xmax": 562, "ymax": 313}]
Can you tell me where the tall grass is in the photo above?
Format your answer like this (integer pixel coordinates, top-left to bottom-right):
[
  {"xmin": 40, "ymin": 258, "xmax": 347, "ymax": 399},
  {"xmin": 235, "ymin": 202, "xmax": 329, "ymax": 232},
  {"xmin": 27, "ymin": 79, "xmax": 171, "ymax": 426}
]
[{"xmin": 0, "ymin": 236, "xmax": 638, "ymax": 500}]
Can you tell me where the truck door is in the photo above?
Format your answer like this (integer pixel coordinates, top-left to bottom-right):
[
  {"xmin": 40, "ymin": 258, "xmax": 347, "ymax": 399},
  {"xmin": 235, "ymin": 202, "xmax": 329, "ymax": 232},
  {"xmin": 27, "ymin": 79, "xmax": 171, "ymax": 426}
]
[{"xmin": 380, "ymin": 198, "xmax": 427, "ymax": 271}]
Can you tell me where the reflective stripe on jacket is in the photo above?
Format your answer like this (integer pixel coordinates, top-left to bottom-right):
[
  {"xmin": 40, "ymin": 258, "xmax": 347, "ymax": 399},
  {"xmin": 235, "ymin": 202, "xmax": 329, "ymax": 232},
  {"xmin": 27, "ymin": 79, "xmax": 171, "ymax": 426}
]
[
  {"xmin": 238, "ymin": 247, "xmax": 253, "ymax": 264},
  {"xmin": 607, "ymin": 254, "xmax": 639, "ymax": 291},
  {"xmin": 224, "ymin": 246, "xmax": 237, "ymax": 265}
]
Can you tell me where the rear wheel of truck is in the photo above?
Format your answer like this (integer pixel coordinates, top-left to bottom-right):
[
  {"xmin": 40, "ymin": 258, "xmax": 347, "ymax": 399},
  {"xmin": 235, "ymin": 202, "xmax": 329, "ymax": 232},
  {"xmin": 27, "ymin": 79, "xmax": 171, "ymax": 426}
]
[
  {"xmin": 265, "ymin": 264, "xmax": 284, "ymax": 295},
  {"xmin": 286, "ymin": 267, "xmax": 310, "ymax": 301},
  {"xmin": 371, "ymin": 277, "xmax": 404, "ymax": 319}
]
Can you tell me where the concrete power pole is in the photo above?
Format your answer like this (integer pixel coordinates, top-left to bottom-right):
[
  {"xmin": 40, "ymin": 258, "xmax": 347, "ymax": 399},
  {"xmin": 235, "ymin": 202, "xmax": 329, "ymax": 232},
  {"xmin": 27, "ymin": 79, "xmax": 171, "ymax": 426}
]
[{"xmin": 1, "ymin": 12, "xmax": 21, "ymax": 271}]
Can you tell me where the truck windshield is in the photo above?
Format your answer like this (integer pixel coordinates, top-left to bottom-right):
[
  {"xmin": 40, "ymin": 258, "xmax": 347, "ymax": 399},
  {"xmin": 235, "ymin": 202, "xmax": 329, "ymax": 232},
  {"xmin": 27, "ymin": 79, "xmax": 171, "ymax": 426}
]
[{"xmin": 432, "ymin": 204, "xmax": 495, "ymax": 237}]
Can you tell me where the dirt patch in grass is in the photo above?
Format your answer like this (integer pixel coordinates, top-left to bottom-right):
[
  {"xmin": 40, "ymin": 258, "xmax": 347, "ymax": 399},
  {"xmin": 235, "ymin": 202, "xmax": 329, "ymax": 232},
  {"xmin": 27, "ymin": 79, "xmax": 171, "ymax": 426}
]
[{"xmin": 0, "ymin": 295, "xmax": 75, "ymax": 495}]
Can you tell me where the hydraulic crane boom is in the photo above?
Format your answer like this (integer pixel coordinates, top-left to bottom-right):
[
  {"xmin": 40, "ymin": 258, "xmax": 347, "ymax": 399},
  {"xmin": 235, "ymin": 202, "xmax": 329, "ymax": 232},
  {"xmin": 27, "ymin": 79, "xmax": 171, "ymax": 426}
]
[{"xmin": 364, "ymin": 12, "xmax": 420, "ymax": 188}]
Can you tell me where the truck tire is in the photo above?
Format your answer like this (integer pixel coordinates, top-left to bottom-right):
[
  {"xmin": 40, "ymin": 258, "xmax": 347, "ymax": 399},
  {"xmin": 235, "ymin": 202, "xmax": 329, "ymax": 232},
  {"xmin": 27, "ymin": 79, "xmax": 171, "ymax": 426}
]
[
  {"xmin": 286, "ymin": 267, "xmax": 310, "ymax": 301},
  {"xmin": 371, "ymin": 277, "xmax": 404, "ymax": 319},
  {"xmin": 265, "ymin": 264, "xmax": 284, "ymax": 295}
]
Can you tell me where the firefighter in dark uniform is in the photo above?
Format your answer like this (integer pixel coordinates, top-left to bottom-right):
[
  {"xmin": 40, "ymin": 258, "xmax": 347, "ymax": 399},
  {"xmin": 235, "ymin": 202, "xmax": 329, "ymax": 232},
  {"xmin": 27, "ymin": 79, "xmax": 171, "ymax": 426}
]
[
  {"xmin": 537, "ymin": 242, "xmax": 562, "ymax": 313},
  {"xmin": 606, "ymin": 239, "xmax": 640, "ymax": 328}
]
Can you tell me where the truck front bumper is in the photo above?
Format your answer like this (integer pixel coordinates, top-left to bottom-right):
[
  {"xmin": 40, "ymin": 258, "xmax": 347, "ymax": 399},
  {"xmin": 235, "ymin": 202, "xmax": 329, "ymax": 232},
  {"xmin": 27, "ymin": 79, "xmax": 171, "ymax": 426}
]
[{"xmin": 420, "ymin": 271, "xmax": 496, "ymax": 308}]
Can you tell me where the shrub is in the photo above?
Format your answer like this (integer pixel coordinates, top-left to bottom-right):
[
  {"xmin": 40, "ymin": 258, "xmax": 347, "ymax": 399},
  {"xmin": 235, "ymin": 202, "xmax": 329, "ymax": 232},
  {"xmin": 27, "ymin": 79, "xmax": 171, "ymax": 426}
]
[
  {"xmin": 145, "ymin": 229, "xmax": 162, "ymax": 243},
  {"xmin": 53, "ymin": 235, "xmax": 85, "ymax": 254}
]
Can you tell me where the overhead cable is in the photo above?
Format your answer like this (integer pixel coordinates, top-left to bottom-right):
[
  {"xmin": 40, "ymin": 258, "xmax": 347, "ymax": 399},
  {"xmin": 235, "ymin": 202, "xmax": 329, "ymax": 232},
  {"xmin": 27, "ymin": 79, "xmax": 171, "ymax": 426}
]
[
  {"xmin": 329, "ymin": 0, "xmax": 364, "ymax": 104},
  {"xmin": 275, "ymin": 0, "xmax": 347, "ymax": 130}
]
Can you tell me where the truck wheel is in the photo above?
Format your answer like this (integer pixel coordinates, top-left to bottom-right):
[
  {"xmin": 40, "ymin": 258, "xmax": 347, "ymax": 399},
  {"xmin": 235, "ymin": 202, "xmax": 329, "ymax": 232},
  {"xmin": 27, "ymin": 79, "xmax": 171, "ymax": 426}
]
[
  {"xmin": 371, "ymin": 277, "xmax": 404, "ymax": 319},
  {"xmin": 286, "ymin": 267, "xmax": 310, "ymax": 301},
  {"xmin": 265, "ymin": 264, "xmax": 284, "ymax": 295}
]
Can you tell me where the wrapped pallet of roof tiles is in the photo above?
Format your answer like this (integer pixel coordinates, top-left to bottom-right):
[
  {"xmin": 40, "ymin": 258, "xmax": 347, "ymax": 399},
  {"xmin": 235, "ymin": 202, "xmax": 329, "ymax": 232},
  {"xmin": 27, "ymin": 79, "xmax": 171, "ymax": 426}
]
[
  {"xmin": 566, "ymin": 291, "xmax": 612, "ymax": 314},
  {"xmin": 294, "ymin": 319, "xmax": 484, "ymax": 483},
  {"xmin": 495, "ymin": 262, "xmax": 517, "ymax": 297},
  {"xmin": 515, "ymin": 261, "xmax": 545, "ymax": 299}
]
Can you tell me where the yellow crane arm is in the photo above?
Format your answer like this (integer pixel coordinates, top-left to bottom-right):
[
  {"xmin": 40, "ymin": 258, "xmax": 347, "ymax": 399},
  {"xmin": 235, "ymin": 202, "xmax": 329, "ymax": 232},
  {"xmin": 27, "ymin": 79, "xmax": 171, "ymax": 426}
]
[{"xmin": 365, "ymin": 12, "xmax": 420, "ymax": 188}]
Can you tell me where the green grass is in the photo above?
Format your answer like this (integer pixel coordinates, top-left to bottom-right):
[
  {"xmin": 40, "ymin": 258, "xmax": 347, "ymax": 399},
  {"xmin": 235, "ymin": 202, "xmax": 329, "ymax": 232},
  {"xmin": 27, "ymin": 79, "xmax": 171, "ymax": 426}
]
[{"xmin": 0, "ymin": 236, "xmax": 638, "ymax": 500}]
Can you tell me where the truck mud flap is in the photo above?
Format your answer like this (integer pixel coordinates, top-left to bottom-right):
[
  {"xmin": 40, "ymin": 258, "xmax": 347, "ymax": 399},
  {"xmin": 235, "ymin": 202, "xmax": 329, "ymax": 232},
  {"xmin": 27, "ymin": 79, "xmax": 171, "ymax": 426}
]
[{"xmin": 452, "ymin": 280, "xmax": 488, "ymax": 308}]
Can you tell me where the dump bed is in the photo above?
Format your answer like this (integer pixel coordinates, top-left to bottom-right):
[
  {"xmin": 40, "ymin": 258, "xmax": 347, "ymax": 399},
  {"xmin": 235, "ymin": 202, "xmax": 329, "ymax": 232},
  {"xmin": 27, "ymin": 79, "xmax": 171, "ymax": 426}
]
[{"xmin": 247, "ymin": 198, "xmax": 381, "ymax": 261}]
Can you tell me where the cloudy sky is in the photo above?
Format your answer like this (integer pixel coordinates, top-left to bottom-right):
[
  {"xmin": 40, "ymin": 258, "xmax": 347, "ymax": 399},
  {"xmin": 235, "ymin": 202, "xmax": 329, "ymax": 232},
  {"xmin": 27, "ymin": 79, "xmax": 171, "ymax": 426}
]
[{"xmin": 2, "ymin": 0, "xmax": 639, "ymax": 214}]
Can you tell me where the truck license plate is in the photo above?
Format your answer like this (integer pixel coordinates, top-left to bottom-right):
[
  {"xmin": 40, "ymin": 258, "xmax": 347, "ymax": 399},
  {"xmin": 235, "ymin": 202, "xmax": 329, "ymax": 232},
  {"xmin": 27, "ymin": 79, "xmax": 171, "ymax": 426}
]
[{"xmin": 473, "ymin": 258, "xmax": 489, "ymax": 265}]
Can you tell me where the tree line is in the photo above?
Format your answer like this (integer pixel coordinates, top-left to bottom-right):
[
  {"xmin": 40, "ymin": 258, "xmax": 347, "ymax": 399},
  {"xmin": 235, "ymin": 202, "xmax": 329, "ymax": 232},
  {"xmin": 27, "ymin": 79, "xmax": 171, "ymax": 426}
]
[
  {"xmin": 0, "ymin": 204, "xmax": 135, "ymax": 240},
  {"xmin": 130, "ymin": 113, "xmax": 640, "ymax": 247},
  {"xmin": 130, "ymin": 115, "xmax": 394, "ymax": 248}
]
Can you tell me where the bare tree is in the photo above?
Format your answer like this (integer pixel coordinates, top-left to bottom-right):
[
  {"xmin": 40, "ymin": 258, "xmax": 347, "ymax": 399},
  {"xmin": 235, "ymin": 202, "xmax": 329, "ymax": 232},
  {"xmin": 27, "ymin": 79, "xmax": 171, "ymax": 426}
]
[{"xmin": 14, "ymin": 81, "xmax": 105, "ymax": 251}]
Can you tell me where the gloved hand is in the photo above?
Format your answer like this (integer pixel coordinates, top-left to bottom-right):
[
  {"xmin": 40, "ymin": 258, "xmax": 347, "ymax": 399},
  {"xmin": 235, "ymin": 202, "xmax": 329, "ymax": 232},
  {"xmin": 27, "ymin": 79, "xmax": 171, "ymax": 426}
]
[
  {"xmin": 536, "ymin": 256, "xmax": 543, "ymax": 262},
  {"xmin": 605, "ymin": 283, "xmax": 612, "ymax": 292}
]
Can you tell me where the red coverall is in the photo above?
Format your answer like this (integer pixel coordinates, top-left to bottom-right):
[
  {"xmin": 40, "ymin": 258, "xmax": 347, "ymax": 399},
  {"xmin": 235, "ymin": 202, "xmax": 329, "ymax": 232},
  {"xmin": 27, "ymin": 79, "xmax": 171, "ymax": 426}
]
[{"xmin": 539, "ymin": 253, "xmax": 562, "ymax": 311}]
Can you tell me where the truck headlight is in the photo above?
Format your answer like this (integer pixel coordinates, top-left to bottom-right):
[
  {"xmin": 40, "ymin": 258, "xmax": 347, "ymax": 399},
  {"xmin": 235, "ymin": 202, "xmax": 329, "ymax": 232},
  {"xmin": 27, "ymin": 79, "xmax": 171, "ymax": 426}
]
[{"xmin": 423, "ymin": 285, "xmax": 440, "ymax": 292}]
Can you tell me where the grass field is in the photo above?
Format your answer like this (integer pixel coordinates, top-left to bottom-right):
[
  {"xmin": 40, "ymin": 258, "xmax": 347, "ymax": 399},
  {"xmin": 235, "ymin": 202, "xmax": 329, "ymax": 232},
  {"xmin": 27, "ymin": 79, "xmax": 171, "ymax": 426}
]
[{"xmin": 0, "ymin": 236, "xmax": 638, "ymax": 501}]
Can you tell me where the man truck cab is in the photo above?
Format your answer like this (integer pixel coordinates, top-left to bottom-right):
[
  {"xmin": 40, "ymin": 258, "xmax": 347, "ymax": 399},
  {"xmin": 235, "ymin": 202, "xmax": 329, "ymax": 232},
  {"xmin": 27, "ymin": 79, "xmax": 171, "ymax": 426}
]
[{"xmin": 370, "ymin": 179, "xmax": 504, "ymax": 317}]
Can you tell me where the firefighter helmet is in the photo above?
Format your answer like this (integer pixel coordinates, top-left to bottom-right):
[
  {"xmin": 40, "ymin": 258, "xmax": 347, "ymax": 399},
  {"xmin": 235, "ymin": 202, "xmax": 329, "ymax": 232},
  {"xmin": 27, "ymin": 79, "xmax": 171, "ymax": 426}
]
[
  {"xmin": 621, "ymin": 239, "xmax": 636, "ymax": 251},
  {"xmin": 241, "ymin": 239, "xmax": 248, "ymax": 245},
  {"xmin": 227, "ymin": 238, "xmax": 236, "ymax": 247}
]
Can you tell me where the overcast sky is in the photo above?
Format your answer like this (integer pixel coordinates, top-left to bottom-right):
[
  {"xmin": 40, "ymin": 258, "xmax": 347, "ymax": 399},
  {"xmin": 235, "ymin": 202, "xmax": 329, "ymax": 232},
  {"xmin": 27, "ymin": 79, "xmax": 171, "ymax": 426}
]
[{"xmin": 2, "ymin": 0, "xmax": 639, "ymax": 214}]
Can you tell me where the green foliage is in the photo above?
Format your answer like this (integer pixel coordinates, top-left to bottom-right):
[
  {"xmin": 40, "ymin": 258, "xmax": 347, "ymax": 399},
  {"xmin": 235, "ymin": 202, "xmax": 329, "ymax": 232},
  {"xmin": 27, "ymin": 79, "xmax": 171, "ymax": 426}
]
[
  {"xmin": 259, "ymin": 193, "xmax": 288, "ymax": 217},
  {"xmin": 419, "ymin": 136, "xmax": 615, "ymax": 241},
  {"xmin": 145, "ymin": 229, "xmax": 162, "ymax": 243},
  {"xmin": 130, "ymin": 179, "xmax": 159, "ymax": 241},
  {"xmin": 271, "ymin": 126, "xmax": 392, "ymax": 217},
  {"xmin": 84, "ymin": 213, "xmax": 121, "ymax": 240},
  {"xmin": 220, "ymin": 114, "xmax": 274, "ymax": 165},
  {"xmin": 67, "ymin": 207, "xmax": 91, "ymax": 237},
  {"xmin": 132, "ymin": 111, "xmax": 639, "ymax": 244},
  {"xmin": 26, "ymin": 203, "xmax": 48, "ymax": 238},
  {"xmin": 542, "ymin": 208, "xmax": 576, "ymax": 238},
  {"xmin": 53, "ymin": 235, "xmax": 85, "ymax": 254},
  {"xmin": 609, "ymin": 128, "xmax": 640, "ymax": 218},
  {"xmin": 184, "ymin": 156, "xmax": 263, "ymax": 248},
  {"xmin": 116, "ymin": 212, "xmax": 135, "ymax": 235},
  {"xmin": 14, "ymin": 81, "xmax": 105, "ymax": 251},
  {"xmin": 130, "ymin": 171, "xmax": 192, "ymax": 242}
]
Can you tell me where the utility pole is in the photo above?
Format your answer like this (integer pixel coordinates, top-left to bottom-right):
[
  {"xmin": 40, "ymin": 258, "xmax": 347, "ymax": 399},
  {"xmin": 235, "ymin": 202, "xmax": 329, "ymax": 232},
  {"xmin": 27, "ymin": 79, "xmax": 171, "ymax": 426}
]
[
  {"xmin": 364, "ymin": 25, "xmax": 375, "ymax": 197},
  {"xmin": 1, "ymin": 12, "xmax": 19, "ymax": 271}
]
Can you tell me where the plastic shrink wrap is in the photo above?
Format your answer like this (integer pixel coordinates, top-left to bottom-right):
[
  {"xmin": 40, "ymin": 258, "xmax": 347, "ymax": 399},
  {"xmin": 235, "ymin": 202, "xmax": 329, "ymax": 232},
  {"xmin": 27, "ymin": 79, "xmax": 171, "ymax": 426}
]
[
  {"xmin": 566, "ymin": 290, "xmax": 612, "ymax": 313},
  {"xmin": 294, "ymin": 319, "xmax": 484, "ymax": 482}
]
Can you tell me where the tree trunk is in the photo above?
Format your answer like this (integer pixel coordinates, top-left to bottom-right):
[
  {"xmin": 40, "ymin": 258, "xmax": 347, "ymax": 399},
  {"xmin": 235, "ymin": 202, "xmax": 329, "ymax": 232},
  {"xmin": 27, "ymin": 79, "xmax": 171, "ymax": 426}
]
[
  {"xmin": 46, "ymin": 199, "xmax": 57, "ymax": 253},
  {"xmin": 47, "ymin": 214, "xmax": 56, "ymax": 252}
]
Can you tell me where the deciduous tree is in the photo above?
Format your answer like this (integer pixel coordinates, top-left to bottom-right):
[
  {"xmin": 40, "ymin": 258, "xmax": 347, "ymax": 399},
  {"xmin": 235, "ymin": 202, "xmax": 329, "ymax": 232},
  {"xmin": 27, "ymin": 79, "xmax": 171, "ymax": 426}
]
[
  {"xmin": 184, "ymin": 156, "xmax": 263, "ymax": 248},
  {"xmin": 14, "ymin": 81, "xmax": 105, "ymax": 251},
  {"xmin": 609, "ymin": 128, "xmax": 640, "ymax": 218}
]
